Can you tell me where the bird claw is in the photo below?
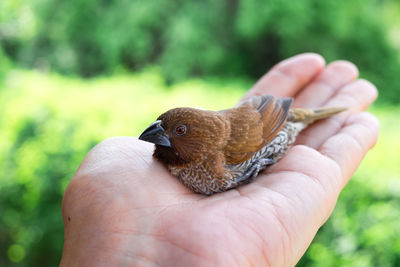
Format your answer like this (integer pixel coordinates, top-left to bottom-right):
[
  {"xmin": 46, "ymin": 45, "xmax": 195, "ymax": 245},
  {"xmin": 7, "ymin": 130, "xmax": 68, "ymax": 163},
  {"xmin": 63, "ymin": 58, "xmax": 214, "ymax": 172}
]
[{"xmin": 233, "ymin": 158, "xmax": 275, "ymax": 185}]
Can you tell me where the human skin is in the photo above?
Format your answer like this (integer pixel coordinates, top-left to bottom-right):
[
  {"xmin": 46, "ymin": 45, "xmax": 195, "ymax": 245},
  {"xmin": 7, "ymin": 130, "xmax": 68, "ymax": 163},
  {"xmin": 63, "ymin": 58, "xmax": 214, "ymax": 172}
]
[{"xmin": 60, "ymin": 53, "xmax": 379, "ymax": 267}]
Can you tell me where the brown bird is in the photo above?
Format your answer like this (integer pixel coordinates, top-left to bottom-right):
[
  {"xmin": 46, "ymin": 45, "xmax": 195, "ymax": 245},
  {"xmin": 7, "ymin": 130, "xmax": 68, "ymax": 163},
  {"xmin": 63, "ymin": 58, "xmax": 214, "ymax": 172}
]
[{"xmin": 139, "ymin": 95, "xmax": 345, "ymax": 195}]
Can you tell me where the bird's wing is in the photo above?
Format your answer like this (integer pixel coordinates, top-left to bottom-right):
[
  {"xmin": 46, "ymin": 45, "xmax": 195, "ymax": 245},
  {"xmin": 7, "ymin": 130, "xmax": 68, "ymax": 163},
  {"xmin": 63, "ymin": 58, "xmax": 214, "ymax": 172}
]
[{"xmin": 221, "ymin": 95, "xmax": 292, "ymax": 164}]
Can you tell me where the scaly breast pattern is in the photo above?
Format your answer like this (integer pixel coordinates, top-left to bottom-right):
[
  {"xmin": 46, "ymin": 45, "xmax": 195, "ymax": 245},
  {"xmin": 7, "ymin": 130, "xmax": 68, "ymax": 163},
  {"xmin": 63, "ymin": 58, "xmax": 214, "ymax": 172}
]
[{"xmin": 168, "ymin": 164, "xmax": 231, "ymax": 195}]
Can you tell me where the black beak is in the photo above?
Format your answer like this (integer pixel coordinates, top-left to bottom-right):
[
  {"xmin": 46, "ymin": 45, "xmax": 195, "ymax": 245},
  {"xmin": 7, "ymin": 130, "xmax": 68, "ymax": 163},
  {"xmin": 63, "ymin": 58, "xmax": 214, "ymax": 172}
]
[{"xmin": 139, "ymin": 120, "xmax": 171, "ymax": 147}]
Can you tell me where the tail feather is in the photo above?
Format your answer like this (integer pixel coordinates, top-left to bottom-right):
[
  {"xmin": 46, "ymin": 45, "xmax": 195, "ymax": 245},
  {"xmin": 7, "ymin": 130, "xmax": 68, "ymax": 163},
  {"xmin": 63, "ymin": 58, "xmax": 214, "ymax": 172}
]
[{"xmin": 288, "ymin": 107, "xmax": 346, "ymax": 124}]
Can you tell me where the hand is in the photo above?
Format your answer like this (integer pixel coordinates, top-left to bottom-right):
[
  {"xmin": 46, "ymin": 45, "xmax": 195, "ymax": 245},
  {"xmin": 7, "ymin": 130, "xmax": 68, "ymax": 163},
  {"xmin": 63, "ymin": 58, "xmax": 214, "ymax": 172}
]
[{"xmin": 60, "ymin": 53, "xmax": 379, "ymax": 266}]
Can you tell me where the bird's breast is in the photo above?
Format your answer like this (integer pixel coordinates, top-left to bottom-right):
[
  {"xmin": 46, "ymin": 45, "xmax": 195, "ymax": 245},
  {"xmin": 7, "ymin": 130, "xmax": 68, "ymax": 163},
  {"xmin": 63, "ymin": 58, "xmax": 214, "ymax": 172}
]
[{"xmin": 168, "ymin": 164, "xmax": 235, "ymax": 195}]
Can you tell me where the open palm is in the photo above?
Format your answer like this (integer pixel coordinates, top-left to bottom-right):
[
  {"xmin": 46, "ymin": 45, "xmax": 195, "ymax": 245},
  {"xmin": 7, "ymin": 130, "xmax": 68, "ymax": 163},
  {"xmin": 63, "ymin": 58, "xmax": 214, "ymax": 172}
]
[{"xmin": 61, "ymin": 54, "xmax": 379, "ymax": 266}]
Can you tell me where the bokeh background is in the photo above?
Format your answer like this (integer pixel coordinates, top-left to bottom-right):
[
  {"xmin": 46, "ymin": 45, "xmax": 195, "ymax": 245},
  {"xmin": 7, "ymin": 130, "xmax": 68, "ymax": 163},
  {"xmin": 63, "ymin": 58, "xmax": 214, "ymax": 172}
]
[{"xmin": 1, "ymin": 0, "xmax": 400, "ymax": 266}]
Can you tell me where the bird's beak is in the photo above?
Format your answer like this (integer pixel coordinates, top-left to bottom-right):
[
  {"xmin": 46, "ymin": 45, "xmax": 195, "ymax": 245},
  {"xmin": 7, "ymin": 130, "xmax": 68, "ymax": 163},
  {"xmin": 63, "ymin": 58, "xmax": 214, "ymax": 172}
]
[{"xmin": 139, "ymin": 120, "xmax": 171, "ymax": 147}]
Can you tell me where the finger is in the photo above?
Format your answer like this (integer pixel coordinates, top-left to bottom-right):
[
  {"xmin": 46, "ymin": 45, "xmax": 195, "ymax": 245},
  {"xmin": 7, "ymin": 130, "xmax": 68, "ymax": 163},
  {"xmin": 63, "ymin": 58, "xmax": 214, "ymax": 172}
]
[
  {"xmin": 242, "ymin": 53, "xmax": 325, "ymax": 100},
  {"xmin": 292, "ymin": 61, "xmax": 359, "ymax": 108},
  {"xmin": 318, "ymin": 112, "xmax": 379, "ymax": 189},
  {"xmin": 295, "ymin": 79, "xmax": 378, "ymax": 148}
]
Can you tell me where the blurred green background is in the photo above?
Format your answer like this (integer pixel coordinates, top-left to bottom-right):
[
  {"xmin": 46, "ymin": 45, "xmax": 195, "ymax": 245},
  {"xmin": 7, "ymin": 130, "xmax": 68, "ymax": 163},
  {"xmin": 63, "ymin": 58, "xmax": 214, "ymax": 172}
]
[{"xmin": 1, "ymin": 0, "xmax": 400, "ymax": 266}]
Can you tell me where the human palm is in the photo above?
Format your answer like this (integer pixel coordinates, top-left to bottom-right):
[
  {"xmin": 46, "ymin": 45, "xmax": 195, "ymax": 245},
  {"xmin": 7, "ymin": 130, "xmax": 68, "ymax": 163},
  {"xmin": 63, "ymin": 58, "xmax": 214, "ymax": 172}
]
[{"xmin": 61, "ymin": 54, "xmax": 379, "ymax": 266}]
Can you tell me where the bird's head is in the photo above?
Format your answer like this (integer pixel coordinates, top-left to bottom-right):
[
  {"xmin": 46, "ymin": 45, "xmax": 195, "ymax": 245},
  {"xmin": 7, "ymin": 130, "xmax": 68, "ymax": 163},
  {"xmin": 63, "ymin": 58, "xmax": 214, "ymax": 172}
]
[{"xmin": 139, "ymin": 108, "xmax": 229, "ymax": 165}]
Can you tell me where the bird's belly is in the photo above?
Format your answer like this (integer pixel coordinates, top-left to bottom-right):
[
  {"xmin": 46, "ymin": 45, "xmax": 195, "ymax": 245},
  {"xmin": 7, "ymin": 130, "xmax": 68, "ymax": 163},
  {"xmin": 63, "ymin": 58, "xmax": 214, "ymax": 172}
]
[{"xmin": 168, "ymin": 164, "xmax": 233, "ymax": 195}]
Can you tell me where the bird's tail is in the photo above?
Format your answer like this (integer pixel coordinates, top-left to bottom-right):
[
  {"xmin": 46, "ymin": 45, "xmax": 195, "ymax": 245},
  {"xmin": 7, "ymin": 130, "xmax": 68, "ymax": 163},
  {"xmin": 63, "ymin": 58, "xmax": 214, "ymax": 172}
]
[{"xmin": 288, "ymin": 107, "xmax": 347, "ymax": 125}]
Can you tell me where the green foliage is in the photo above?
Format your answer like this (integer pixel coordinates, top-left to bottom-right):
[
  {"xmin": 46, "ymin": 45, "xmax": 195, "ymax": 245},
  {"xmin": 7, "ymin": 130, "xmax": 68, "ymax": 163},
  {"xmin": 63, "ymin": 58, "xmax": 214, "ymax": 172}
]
[
  {"xmin": 1, "ymin": 0, "xmax": 400, "ymax": 103},
  {"xmin": 0, "ymin": 47, "xmax": 12, "ymax": 82},
  {"xmin": 0, "ymin": 69, "xmax": 399, "ymax": 266}
]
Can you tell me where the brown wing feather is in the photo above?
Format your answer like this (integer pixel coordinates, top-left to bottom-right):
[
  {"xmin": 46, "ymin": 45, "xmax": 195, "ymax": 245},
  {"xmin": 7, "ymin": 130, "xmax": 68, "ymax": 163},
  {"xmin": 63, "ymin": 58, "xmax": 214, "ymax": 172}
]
[{"xmin": 220, "ymin": 95, "xmax": 292, "ymax": 164}]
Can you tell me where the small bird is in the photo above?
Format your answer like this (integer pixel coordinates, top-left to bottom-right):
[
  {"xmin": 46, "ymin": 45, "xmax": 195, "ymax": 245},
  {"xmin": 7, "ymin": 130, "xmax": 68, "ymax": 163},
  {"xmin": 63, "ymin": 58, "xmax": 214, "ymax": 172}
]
[{"xmin": 139, "ymin": 95, "xmax": 345, "ymax": 195}]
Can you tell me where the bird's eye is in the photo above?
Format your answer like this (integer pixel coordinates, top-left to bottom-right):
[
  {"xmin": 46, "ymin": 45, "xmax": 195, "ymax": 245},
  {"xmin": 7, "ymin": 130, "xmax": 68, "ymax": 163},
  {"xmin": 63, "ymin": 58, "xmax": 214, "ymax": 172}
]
[{"xmin": 175, "ymin": 124, "xmax": 187, "ymax": 136}]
